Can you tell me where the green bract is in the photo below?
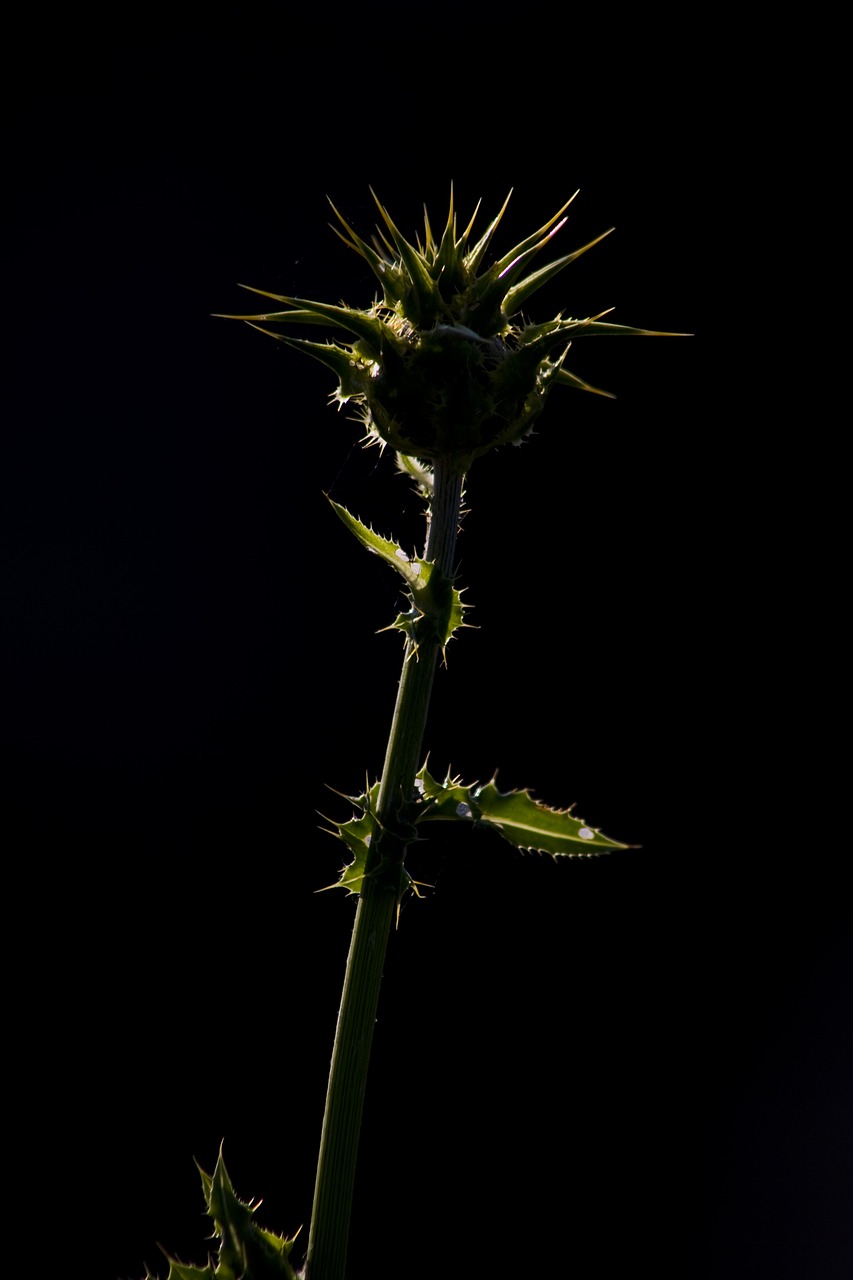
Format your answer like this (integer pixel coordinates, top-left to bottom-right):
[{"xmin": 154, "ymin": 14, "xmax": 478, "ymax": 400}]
[{"xmin": 220, "ymin": 189, "xmax": 677, "ymax": 473}]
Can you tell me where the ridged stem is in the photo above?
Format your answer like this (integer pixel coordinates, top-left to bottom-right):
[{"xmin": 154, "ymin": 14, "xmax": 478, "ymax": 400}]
[{"xmin": 305, "ymin": 461, "xmax": 464, "ymax": 1280}]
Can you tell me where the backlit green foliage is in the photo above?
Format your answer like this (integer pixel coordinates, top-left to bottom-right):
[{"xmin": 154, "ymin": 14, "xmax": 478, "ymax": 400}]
[{"xmin": 150, "ymin": 1151, "xmax": 300, "ymax": 1280}]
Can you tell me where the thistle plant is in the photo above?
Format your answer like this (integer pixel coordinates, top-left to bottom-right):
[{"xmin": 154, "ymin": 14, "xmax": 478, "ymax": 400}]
[{"xmin": 149, "ymin": 189, "xmax": 685, "ymax": 1280}]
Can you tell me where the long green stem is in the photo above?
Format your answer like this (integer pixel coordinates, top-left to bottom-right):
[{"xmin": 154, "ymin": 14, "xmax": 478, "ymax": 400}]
[{"xmin": 305, "ymin": 461, "xmax": 464, "ymax": 1280}]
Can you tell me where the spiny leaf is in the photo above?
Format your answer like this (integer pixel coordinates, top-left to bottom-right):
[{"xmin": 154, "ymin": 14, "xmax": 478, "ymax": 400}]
[
  {"xmin": 320, "ymin": 781, "xmax": 427, "ymax": 915},
  {"xmin": 203, "ymin": 1150, "xmax": 299, "ymax": 1280},
  {"xmin": 161, "ymin": 1261, "xmax": 214, "ymax": 1280},
  {"xmin": 319, "ymin": 780, "xmax": 381, "ymax": 896},
  {"xmin": 329, "ymin": 499, "xmax": 469, "ymax": 650},
  {"xmin": 329, "ymin": 499, "xmax": 430, "ymax": 596},
  {"xmin": 148, "ymin": 1154, "xmax": 299, "ymax": 1280},
  {"xmin": 415, "ymin": 766, "xmax": 631, "ymax": 857}
]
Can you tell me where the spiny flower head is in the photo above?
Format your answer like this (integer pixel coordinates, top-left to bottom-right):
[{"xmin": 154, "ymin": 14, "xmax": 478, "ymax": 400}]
[{"xmin": 221, "ymin": 189, "xmax": 678, "ymax": 473}]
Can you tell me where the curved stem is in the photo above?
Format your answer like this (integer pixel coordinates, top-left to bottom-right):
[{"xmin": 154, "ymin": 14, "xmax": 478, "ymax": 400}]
[{"xmin": 305, "ymin": 461, "xmax": 464, "ymax": 1280}]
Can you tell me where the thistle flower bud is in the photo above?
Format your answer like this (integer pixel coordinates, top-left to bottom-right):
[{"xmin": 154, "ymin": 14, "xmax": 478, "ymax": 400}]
[{"xmin": 220, "ymin": 189, "xmax": 681, "ymax": 472}]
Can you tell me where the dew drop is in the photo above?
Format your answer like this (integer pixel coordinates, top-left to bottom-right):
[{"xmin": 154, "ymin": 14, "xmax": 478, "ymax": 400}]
[
  {"xmin": 578, "ymin": 827, "xmax": 594, "ymax": 840},
  {"xmin": 456, "ymin": 802, "xmax": 472, "ymax": 818}
]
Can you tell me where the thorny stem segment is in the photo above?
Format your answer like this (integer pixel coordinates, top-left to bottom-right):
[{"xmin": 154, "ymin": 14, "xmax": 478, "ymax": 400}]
[
  {"xmin": 305, "ymin": 461, "xmax": 464, "ymax": 1280},
  {"xmin": 376, "ymin": 462, "xmax": 464, "ymax": 822}
]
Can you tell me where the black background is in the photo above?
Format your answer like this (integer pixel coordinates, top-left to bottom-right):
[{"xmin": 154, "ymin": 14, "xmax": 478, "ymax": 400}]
[{"xmin": 4, "ymin": 20, "xmax": 850, "ymax": 1280}]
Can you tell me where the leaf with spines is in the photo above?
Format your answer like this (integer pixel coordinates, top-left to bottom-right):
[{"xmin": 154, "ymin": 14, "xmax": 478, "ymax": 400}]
[
  {"xmin": 146, "ymin": 1151, "xmax": 299, "ymax": 1280},
  {"xmin": 322, "ymin": 767, "xmax": 631, "ymax": 909},
  {"xmin": 156, "ymin": 1262, "xmax": 214, "ymax": 1280},
  {"xmin": 321, "ymin": 781, "xmax": 428, "ymax": 918},
  {"xmin": 320, "ymin": 780, "xmax": 381, "ymax": 896},
  {"xmin": 414, "ymin": 766, "xmax": 632, "ymax": 857},
  {"xmin": 208, "ymin": 1152, "xmax": 299, "ymax": 1280},
  {"xmin": 329, "ymin": 499, "xmax": 468, "ymax": 651}
]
